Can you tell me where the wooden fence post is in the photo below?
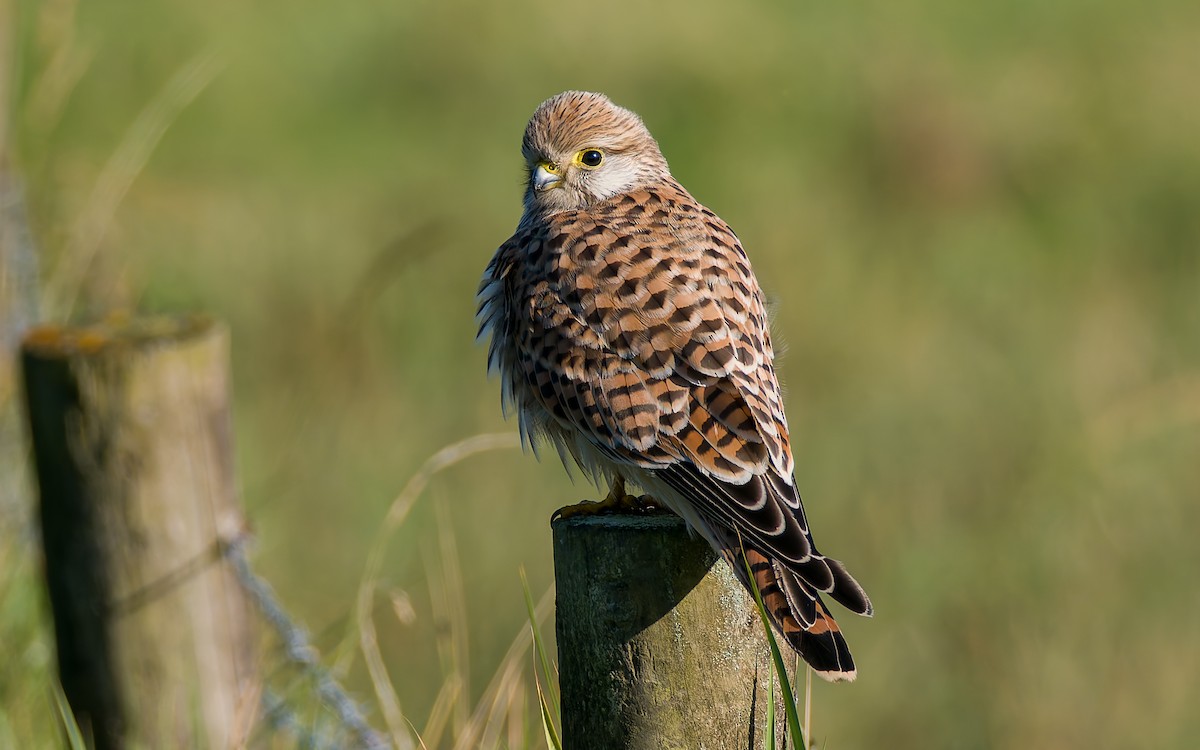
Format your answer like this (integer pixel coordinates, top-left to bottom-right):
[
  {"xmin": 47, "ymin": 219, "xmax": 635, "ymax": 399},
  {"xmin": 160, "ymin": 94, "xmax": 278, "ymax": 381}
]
[
  {"xmin": 21, "ymin": 315, "xmax": 258, "ymax": 749},
  {"xmin": 552, "ymin": 513, "xmax": 794, "ymax": 750}
]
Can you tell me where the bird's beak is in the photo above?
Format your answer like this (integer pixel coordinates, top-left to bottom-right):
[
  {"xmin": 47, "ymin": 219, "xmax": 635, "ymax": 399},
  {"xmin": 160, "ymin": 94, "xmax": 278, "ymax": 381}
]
[{"xmin": 533, "ymin": 162, "xmax": 562, "ymax": 192}]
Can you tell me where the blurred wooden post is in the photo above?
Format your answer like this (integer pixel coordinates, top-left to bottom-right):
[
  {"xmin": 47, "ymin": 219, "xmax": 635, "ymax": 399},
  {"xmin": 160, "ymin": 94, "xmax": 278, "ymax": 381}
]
[
  {"xmin": 552, "ymin": 513, "xmax": 793, "ymax": 750},
  {"xmin": 21, "ymin": 315, "xmax": 258, "ymax": 750}
]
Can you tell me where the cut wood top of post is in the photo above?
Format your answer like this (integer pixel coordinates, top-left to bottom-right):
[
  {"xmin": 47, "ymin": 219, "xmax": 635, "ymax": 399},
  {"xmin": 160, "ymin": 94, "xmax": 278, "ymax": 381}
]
[{"xmin": 22, "ymin": 313, "xmax": 217, "ymax": 358}]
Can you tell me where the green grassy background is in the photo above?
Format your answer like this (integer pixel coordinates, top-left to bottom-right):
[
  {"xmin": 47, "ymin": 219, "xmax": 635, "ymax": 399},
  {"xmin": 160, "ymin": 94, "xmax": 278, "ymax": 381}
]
[{"xmin": 3, "ymin": 0, "xmax": 1199, "ymax": 746}]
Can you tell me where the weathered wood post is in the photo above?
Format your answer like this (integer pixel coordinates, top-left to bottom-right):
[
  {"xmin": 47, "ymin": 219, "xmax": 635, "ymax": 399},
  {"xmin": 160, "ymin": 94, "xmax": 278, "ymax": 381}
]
[
  {"xmin": 553, "ymin": 513, "xmax": 794, "ymax": 749},
  {"xmin": 21, "ymin": 315, "xmax": 258, "ymax": 749}
]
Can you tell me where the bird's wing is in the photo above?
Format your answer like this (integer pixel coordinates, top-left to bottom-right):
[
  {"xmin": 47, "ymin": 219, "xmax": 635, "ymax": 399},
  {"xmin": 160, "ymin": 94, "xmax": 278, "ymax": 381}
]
[{"xmin": 485, "ymin": 183, "xmax": 868, "ymax": 614}]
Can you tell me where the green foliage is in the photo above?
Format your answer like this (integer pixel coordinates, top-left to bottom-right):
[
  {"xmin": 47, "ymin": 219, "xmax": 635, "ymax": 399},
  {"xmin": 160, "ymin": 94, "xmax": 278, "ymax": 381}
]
[
  {"xmin": 745, "ymin": 555, "xmax": 808, "ymax": 749},
  {"xmin": 51, "ymin": 682, "xmax": 89, "ymax": 750},
  {"xmin": 522, "ymin": 569, "xmax": 561, "ymax": 750},
  {"xmin": 4, "ymin": 0, "xmax": 1200, "ymax": 747},
  {"xmin": 766, "ymin": 665, "xmax": 776, "ymax": 750},
  {"xmin": 0, "ymin": 538, "xmax": 58, "ymax": 748}
]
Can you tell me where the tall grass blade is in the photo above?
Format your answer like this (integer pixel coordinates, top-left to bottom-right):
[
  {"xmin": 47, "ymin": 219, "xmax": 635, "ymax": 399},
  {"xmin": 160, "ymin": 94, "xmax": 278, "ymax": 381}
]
[
  {"xmin": 804, "ymin": 660, "xmax": 813, "ymax": 750},
  {"xmin": 419, "ymin": 673, "xmax": 462, "ymax": 750},
  {"xmin": 520, "ymin": 566, "xmax": 560, "ymax": 719},
  {"xmin": 50, "ymin": 682, "xmax": 88, "ymax": 750},
  {"xmin": 766, "ymin": 663, "xmax": 777, "ymax": 749},
  {"xmin": 46, "ymin": 48, "xmax": 224, "ymax": 319},
  {"xmin": 454, "ymin": 585, "xmax": 552, "ymax": 750},
  {"xmin": 534, "ymin": 677, "xmax": 562, "ymax": 750},
  {"xmin": 433, "ymin": 496, "xmax": 471, "ymax": 739},
  {"xmin": 354, "ymin": 433, "xmax": 520, "ymax": 750},
  {"xmin": 742, "ymin": 554, "xmax": 807, "ymax": 750}
]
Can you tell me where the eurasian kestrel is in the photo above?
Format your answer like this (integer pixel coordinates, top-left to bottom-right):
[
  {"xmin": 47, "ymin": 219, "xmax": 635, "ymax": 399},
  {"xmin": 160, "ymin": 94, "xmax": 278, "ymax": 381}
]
[{"xmin": 478, "ymin": 91, "xmax": 872, "ymax": 680}]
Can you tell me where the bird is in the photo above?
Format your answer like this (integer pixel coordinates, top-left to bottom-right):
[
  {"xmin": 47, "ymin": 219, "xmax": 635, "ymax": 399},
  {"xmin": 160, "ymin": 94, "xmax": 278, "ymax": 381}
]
[{"xmin": 477, "ymin": 91, "xmax": 872, "ymax": 681}]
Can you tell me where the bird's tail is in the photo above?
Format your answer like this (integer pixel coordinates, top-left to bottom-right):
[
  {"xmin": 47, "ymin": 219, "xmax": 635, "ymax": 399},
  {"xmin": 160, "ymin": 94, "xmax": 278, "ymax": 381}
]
[{"xmin": 720, "ymin": 542, "xmax": 859, "ymax": 682}]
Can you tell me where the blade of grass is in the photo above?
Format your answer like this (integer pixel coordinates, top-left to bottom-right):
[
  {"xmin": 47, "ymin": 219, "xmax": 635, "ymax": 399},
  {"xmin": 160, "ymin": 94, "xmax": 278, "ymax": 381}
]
[
  {"xmin": 461, "ymin": 657, "xmax": 521, "ymax": 750},
  {"xmin": 353, "ymin": 433, "xmax": 520, "ymax": 750},
  {"xmin": 46, "ymin": 48, "xmax": 224, "ymax": 319},
  {"xmin": 22, "ymin": 0, "xmax": 93, "ymax": 138},
  {"xmin": 520, "ymin": 566, "xmax": 559, "ymax": 719},
  {"xmin": 534, "ymin": 676, "xmax": 562, "ymax": 750},
  {"xmin": 766, "ymin": 663, "xmax": 776, "ymax": 750},
  {"xmin": 479, "ymin": 667, "xmax": 528, "ymax": 750},
  {"xmin": 50, "ymin": 682, "xmax": 88, "ymax": 750},
  {"xmin": 419, "ymin": 673, "xmax": 462, "ymax": 750},
  {"xmin": 742, "ymin": 553, "xmax": 807, "ymax": 750},
  {"xmin": 523, "ymin": 568, "xmax": 562, "ymax": 750},
  {"xmin": 507, "ymin": 676, "xmax": 525, "ymax": 750},
  {"xmin": 454, "ymin": 584, "xmax": 553, "ymax": 750},
  {"xmin": 434, "ymin": 495, "xmax": 471, "ymax": 739},
  {"xmin": 804, "ymin": 661, "xmax": 813, "ymax": 750}
]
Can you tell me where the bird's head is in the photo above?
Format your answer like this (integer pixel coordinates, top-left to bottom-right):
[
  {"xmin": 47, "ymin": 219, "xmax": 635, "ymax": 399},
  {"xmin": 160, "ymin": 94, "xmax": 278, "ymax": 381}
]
[{"xmin": 520, "ymin": 91, "xmax": 670, "ymax": 215}]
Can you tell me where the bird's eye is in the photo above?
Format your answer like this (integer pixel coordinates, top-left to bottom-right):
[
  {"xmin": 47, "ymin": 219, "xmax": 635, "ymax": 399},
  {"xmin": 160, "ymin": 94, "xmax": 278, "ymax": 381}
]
[{"xmin": 578, "ymin": 149, "xmax": 604, "ymax": 168}]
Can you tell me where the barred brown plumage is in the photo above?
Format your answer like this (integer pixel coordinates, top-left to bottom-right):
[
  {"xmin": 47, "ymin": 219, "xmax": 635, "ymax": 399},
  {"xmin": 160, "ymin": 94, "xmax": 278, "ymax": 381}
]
[{"xmin": 478, "ymin": 90, "xmax": 872, "ymax": 681}]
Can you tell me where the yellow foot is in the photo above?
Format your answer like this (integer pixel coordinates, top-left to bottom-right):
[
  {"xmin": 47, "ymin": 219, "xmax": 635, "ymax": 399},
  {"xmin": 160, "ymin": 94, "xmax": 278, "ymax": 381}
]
[{"xmin": 552, "ymin": 477, "xmax": 662, "ymax": 521}]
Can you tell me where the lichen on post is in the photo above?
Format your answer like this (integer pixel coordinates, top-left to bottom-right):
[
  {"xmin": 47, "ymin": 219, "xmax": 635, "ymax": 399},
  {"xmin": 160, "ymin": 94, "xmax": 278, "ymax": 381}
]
[{"xmin": 552, "ymin": 512, "xmax": 795, "ymax": 750}]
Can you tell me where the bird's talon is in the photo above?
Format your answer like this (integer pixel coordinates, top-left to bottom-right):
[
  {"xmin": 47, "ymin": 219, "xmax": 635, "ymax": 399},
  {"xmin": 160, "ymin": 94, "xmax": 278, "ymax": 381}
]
[
  {"xmin": 632, "ymin": 494, "xmax": 666, "ymax": 512},
  {"xmin": 551, "ymin": 478, "xmax": 661, "ymax": 521}
]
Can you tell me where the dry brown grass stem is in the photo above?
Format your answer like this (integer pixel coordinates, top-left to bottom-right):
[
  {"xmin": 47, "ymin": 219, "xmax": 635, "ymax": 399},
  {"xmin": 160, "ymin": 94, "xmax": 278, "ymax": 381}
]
[
  {"xmin": 354, "ymin": 432, "xmax": 521, "ymax": 750},
  {"xmin": 432, "ymin": 497, "xmax": 471, "ymax": 740},
  {"xmin": 453, "ymin": 585, "xmax": 554, "ymax": 750},
  {"xmin": 45, "ymin": 48, "xmax": 223, "ymax": 319},
  {"xmin": 418, "ymin": 674, "xmax": 462, "ymax": 750},
  {"xmin": 22, "ymin": 0, "xmax": 92, "ymax": 136},
  {"xmin": 507, "ymin": 676, "xmax": 526, "ymax": 750}
]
